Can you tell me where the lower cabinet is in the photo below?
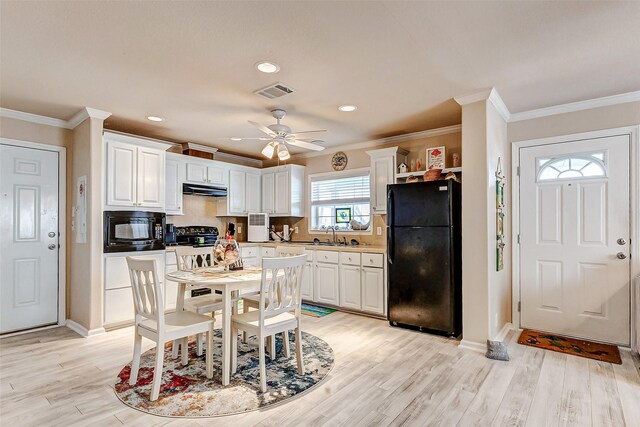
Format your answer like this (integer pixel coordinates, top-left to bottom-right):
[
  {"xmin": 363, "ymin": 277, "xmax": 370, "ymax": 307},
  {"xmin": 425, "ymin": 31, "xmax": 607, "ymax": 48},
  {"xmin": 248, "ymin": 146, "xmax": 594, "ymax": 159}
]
[
  {"xmin": 301, "ymin": 262, "xmax": 314, "ymax": 301},
  {"xmin": 314, "ymin": 262, "xmax": 340, "ymax": 306},
  {"xmin": 361, "ymin": 267, "xmax": 385, "ymax": 315},
  {"xmin": 339, "ymin": 265, "xmax": 362, "ymax": 310}
]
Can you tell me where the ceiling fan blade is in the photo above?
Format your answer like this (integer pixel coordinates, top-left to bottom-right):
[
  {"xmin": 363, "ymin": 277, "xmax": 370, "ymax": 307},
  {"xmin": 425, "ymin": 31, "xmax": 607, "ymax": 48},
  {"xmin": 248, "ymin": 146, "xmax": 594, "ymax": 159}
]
[
  {"xmin": 248, "ymin": 120, "xmax": 277, "ymax": 137},
  {"xmin": 217, "ymin": 137, "xmax": 267, "ymax": 140},
  {"xmin": 288, "ymin": 130, "xmax": 327, "ymax": 138},
  {"xmin": 287, "ymin": 139, "xmax": 325, "ymax": 151}
]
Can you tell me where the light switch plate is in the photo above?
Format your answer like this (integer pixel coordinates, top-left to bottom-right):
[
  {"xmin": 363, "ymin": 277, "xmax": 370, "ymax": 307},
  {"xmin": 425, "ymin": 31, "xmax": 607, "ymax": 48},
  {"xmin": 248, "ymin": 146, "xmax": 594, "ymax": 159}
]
[
  {"xmin": 376, "ymin": 226, "xmax": 382, "ymax": 235},
  {"xmin": 237, "ymin": 225, "xmax": 242, "ymax": 234}
]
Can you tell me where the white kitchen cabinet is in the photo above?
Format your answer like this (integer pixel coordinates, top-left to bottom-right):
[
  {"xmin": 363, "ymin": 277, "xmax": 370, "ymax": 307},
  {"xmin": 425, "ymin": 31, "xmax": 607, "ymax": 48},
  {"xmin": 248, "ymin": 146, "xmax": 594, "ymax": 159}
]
[
  {"xmin": 165, "ymin": 251, "xmax": 178, "ymax": 310},
  {"xmin": 314, "ymin": 262, "xmax": 339, "ymax": 306},
  {"xmin": 261, "ymin": 165, "xmax": 305, "ymax": 217},
  {"xmin": 246, "ymin": 171, "xmax": 262, "ymax": 213},
  {"xmin": 103, "ymin": 251, "xmax": 165, "ymax": 326},
  {"xmin": 228, "ymin": 170, "xmax": 246, "ymax": 214},
  {"xmin": 241, "ymin": 245, "xmax": 260, "ymax": 267},
  {"xmin": 186, "ymin": 162, "xmax": 207, "ymax": 183},
  {"xmin": 105, "ymin": 138, "xmax": 165, "ymax": 210},
  {"xmin": 366, "ymin": 146, "xmax": 407, "ymax": 214},
  {"xmin": 262, "ymin": 172, "xmax": 275, "ymax": 214},
  {"xmin": 185, "ymin": 161, "xmax": 228, "ymax": 186},
  {"xmin": 165, "ymin": 154, "xmax": 184, "ymax": 215},
  {"xmin": 362, "ymin": 266, "xmax": 385, "ymax": 315},
  {"xmin": 274, "ymin": 170, "xmax": 290, "ymax": 215},
  {"xmin": 301, "ymin": 261, "xmax": 314, "ymax": 301},
  {"xmin": 340, "ymin": 265, "xmax": 362, "ymax": 310}
]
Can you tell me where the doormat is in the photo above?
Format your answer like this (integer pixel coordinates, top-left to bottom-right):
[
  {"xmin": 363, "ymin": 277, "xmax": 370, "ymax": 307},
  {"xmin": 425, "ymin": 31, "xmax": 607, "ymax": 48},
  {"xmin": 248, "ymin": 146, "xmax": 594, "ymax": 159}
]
[
  {"xmin": 301, "ymin": 303, "xmax": 336, "ymax": 318},
  {"xmin": 517, "ymin": 329, "xmax": 621, "ymax": 364}
]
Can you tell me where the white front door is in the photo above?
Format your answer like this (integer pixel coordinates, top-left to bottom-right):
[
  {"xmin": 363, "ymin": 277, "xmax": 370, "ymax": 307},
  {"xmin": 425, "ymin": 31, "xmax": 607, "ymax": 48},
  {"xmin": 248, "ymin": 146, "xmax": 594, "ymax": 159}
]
[
  {"xmin": 519, "ymin": 135, "xmax": 630, "ymax": 345},
  {"xmin": 0, "ymin": 145, "xmax": 60, "ymax": 333}
]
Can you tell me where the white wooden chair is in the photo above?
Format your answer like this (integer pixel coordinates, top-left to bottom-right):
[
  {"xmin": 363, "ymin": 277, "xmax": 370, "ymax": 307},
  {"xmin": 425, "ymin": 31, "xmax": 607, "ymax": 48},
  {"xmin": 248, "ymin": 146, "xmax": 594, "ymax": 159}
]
[
  {"xmin": 172, "ymin": 246, "xmax": 224, "ymax": 358},
  {"xmin": 241, "ymin": 246, "xmax": 306, "ymax": 357},
  {"xmin": 126, "ymin": 257, "xmax": 214, "ymax": 401},
  {"xmin": 231, "ymin": 254, "xmax": 306, "ymax": 392}
]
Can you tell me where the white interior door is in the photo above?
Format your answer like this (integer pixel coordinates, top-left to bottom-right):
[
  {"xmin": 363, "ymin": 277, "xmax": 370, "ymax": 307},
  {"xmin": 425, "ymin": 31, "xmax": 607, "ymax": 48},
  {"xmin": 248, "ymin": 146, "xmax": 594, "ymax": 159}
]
[
  {"xmin": 519, "ymin": 135, "xmax": 630, "ymax": 345},
  {"xmin": 0, "ymin": 145, "xmax": 60, "ymax": 333}
]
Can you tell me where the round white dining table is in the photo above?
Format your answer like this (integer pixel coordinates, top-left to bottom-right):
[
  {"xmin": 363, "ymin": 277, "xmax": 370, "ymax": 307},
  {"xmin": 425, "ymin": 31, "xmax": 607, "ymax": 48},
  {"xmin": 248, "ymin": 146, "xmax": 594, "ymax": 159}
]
[{"xmin": 165, "ymin": 266, "xmax": 265, "ymax": 386}]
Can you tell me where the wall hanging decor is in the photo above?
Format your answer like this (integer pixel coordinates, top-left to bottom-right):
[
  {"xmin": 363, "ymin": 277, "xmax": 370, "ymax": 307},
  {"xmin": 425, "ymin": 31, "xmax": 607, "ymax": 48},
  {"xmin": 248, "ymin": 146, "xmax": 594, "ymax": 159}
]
[
  {"xmin": 335, "ymin": 207, "xmax": 351, "ymax": 223},
  {"xmin": 496, "ymin": 157, "xmax": 506, "ymax": 271},
  {"xmin": 331, "ymin": 151, "xmax": 348, "ymax": 171}
]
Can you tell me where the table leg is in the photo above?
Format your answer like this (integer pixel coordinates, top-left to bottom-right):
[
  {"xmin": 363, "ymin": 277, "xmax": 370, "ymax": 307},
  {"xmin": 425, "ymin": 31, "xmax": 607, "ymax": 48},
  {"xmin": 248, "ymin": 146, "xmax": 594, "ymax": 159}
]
[{"xmin": 222, "ymin": 287, "xmax": 232, "ymax": 386}]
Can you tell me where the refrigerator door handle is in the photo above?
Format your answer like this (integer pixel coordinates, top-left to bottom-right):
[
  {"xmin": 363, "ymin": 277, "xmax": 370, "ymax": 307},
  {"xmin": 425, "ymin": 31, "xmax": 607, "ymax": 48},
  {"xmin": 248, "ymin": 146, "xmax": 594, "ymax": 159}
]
[
  {"xmin": 387, "ymin": 188, "xmax": 394, "ymax": 227},
  {"xmin": 387, "ymin": 226, "xmax": 394, "ymax": 264}
]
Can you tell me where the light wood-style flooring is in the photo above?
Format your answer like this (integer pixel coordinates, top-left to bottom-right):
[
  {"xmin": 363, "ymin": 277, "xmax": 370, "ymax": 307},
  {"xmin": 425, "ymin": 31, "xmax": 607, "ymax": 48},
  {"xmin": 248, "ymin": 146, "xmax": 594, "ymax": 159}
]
[{"xmin": 1, "ymin": 311, "xmax": 639, "ymax": 426}]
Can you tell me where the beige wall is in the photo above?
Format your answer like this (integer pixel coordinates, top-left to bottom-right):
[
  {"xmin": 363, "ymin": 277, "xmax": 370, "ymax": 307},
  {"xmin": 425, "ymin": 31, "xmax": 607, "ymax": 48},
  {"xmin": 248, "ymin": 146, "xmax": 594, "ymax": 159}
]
[
  {"xmin": 508, "ymin": 101, "xmax": 640, "ymax": 143},
  {"xmin": 486, "ymin": 102, "xmax": 511, "ymax": 340},
  {"xmin": 0, "ymin": 117, "xmax": 75, "ymax": 318},
  {"xmin": 69, "ymin": 118, "xmax": 105, "ymax": 331}
]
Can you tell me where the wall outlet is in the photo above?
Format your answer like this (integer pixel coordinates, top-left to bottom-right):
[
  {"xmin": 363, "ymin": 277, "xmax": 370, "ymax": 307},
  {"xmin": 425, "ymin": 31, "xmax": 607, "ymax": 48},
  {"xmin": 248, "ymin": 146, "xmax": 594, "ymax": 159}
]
[
  {"xmin": 376, "ymin": 226, "xmax": 382, "ymax": 236},
  {"xmin": 237, "ymin": 225, "xmax": 242, "ymax": 234},
  {"xmin": 294, "ymin": 227, "xmax": 298, "ymax": 234}
]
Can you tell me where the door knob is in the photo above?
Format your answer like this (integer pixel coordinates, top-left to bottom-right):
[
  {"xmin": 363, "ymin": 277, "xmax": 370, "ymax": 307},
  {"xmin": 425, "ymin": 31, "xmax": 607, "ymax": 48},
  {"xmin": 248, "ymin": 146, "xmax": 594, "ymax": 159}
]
[
  {"xmin": 617, "ymin": 238, "xmax": 627, "ymax": 245},
  {"xmin": 616, "ymin": 252, "xmax": 627, "ymax": 260},
  {"xmin": 48, "ymin": 244, "xmax": 56, "ymax": 250}
]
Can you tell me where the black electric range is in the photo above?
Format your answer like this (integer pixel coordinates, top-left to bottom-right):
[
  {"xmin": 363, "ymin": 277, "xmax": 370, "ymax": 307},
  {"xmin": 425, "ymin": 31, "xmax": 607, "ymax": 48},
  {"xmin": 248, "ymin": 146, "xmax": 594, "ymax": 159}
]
[{"xmin": 167, "ymin": 225, "xmax": 219, "ymax": 247}]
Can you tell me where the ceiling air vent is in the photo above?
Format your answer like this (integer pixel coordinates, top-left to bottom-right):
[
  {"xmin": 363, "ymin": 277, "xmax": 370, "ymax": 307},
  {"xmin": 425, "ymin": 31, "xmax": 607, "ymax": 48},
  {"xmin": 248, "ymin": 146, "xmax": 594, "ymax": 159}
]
[{"xmin": 254, "ymin": 82, "xmax": 294, "ymax": 99}]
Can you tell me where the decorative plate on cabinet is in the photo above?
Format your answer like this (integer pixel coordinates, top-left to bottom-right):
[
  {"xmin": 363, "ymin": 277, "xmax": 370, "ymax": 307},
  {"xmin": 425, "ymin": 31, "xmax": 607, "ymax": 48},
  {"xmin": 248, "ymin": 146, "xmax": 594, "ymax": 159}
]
[{"xmin": 331, "ymin": 151, "xmax": 348, "ymax": 171}]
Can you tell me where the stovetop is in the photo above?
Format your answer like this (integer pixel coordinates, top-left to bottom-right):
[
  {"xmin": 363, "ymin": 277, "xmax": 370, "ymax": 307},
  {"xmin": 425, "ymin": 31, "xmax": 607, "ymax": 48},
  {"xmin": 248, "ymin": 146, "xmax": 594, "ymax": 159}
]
[{"xmin": 175, "ymin": 226, "xmax": 219, "ymax": 237}]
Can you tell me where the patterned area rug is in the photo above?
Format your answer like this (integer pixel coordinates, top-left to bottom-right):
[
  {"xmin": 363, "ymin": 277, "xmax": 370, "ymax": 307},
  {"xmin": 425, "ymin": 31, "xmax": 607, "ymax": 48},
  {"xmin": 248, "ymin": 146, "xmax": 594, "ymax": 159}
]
[
  {"xmin": 115, "ymin": 330, "xmax": 334, "ymax": 417},
  {"xmin": 301, "ymin": 303, "xmax": 336, "ymax": 317},
  {"xmin": 518, "ymin": 329, "xmax": 621, "ymax": 364}
]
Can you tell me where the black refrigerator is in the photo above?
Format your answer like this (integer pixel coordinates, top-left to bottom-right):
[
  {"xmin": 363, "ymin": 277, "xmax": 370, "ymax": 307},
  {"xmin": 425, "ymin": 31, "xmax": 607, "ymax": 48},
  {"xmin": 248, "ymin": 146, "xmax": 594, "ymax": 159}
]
[{"xmin": 386, "ymin": 180, "xmax": 462, "ymax": 337}]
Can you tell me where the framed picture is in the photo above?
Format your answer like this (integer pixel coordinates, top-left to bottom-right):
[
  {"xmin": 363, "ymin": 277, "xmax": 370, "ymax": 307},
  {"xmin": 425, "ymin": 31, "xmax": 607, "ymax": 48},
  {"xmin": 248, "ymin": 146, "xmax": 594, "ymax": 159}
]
[
  {"xmin": 335, "ymin": 207, "xmax": 351, "ymax": 223},
  {"xmin": 426, "ymin": 146, "xmax": 446, "ymax": 169}
]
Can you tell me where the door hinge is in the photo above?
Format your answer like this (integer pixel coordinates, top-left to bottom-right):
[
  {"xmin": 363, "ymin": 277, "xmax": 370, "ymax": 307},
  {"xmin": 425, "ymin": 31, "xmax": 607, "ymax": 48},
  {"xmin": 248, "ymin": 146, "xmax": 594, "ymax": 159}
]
[
  {"xmin": 518, "ymin": 301, "xmax": 521, "ymax": 312},
  {"xmin": 516, "ymin": 166, "xmax": 520, "ymax": 177},
  {"xmin": 517, "ymin": 234, "xmax": 521, "ymax": 244}
]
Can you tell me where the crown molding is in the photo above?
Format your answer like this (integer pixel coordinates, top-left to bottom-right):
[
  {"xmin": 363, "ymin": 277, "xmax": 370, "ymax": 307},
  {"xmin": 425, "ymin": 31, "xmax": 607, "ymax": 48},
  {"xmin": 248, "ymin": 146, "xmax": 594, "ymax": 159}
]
[
  {"xmin": 1, "ymin": 106, "xmax": 111, "ymax": 129},
  {"xmin": 509, "ymin": 90, "xmax": 640, "ymax": 122},
  {"xmin": 183, "ymin": 142, "xmax": 218, "ymax": 154},
  {"xmin": 67, "ymin": 107, "xmax": 111, "ymax": 128},
  {"xmin": 0, "ymin": 107, "xmax": 69, "ymax": 128},
  {"xmin": 454, "ymin": 87, "xmax": 511, "ymax": 122},
  {"xmin": 289, "ymin": 124, "xmax": 461, "ymax": 160},
  {"xmin": 214, "ymin": 151, "xmax": 263, "ymax": 168}
]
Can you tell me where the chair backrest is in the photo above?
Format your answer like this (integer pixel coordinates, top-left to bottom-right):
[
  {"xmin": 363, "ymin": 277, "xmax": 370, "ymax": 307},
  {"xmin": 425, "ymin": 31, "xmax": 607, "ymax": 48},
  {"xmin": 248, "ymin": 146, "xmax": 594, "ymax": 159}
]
[
  {"xmin": 126, "ymin": 257, "xmax": 163, "ymax": 328},
  {"xmin": 259, "ymin": 254, "xmax": 307, "ymax": 324},
  {"xmin": 275, "ymin": 245, "xmax": 306, "ymax": 257},
  {"xmin": 174, "ymin": 246, "xmax": 214, "ymax": 271}
]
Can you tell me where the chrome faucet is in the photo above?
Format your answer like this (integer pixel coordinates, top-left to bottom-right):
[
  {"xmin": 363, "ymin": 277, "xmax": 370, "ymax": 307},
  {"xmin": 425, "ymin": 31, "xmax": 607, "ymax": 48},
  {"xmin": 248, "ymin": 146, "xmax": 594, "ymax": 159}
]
[{"xmin": 326, "ymin": 226, "xmax": 337, "ymax": 244}]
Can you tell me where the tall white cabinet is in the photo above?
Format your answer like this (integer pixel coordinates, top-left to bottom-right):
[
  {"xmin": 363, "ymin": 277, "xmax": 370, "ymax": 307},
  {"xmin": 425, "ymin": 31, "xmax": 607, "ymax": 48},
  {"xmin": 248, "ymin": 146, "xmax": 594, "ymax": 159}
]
[
  {"xmin": 366, "ymin": 146, "xmax": 407, "ymax": 214},
  {"xmin": 261, "ymin": 165, "xmax": 305, "ymax": 217},
  {"xmin": 104, "ymin": 133, "xmax": 166, "ymax": 211}
]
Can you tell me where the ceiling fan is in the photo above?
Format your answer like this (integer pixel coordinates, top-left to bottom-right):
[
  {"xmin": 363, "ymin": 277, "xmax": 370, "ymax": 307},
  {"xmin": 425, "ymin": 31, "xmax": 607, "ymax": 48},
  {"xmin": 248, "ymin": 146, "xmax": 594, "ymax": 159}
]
[{"xmin": 248, "ymin": 109, "xmax": 326, "ymax": 160}]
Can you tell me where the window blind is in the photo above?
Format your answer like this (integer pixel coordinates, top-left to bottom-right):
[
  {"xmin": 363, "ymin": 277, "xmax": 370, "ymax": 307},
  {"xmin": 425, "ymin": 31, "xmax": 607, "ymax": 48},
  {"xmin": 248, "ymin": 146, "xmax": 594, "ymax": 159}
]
[{"xmin": 310, "ymin": 174, "xmax": 370, "ymax": 206}]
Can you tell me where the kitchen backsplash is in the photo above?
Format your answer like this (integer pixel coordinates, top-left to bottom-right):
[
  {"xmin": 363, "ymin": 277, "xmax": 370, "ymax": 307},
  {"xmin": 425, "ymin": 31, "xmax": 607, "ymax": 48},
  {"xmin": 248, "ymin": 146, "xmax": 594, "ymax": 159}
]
[
  {"xmin": 167, "ymin": 195, "xmax": 247, "ymax": 241},
  {"xmin": 270, "ymin": 215, "xmax": 386, "ymax": 246}
]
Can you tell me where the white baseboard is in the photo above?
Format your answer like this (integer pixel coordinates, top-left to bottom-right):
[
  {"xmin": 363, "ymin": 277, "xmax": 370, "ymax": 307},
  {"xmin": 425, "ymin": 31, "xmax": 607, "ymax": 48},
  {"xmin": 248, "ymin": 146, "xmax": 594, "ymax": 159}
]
[
  {"xmin": 493, "ymin": 322, "xmax": 514, "ymax": 343},
  {"xmin": 458, "ymin": 339, "xmax": 487, "ymax": 353},
  {"xmin": 65, "ymin": 319, "xmax": 106, "ymax": 338}
]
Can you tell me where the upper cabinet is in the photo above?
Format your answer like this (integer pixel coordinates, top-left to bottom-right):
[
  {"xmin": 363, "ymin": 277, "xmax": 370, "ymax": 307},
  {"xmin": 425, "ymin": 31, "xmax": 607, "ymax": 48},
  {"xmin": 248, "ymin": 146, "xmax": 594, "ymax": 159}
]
[
  {"xmin": 228, "ymin": 169, "xmax": 247, "ymax": 214},
  {"xmin": 165, "ymin": 153, "xmax": 185, "ymax": 215},
  {"xmin": 185, "ymin": 160, "xmax": 228, "ymax": 186},
  {"xmin": 219, "ymin": 168, "xmax": 262, "ymax": 216},
  {"xmin": 105, "ymin": 135, "xmax": 166, "ymax": 210},
  {"xmin": 245, "ymin": 171, "xmax": 262, "ymax": 213},
  {"xmin": 262, "ymin": 164, "xmax": 305, "ymax": 217},
  {"xmin": 366, "ymin": 147, "xmax": 407, "ymax": 214}
]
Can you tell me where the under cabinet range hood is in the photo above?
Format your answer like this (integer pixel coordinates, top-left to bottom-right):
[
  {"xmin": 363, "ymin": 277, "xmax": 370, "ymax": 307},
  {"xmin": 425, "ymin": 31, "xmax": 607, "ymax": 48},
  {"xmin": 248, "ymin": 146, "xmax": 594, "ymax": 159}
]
[{"xmin": 182, "ymin": 183, "xmax": 228, "ymax": 197}]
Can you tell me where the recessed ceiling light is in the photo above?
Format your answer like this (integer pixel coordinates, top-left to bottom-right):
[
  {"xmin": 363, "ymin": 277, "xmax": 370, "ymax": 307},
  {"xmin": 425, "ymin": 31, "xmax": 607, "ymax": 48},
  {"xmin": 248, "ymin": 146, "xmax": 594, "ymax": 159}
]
[
  {"xmin": 230, "ymin": 137, "xmax": 242, "ymax": 141},
  {"xmin": 147, "ymin": 116, "xmax": 163, "ymax": 122},
  {"xmin": 338, "ymin": 105, "xmax": 357, "ymax": 112},
  {"xmin": 255, "ymin": 61, "xmax": 280, "ymax": 73}
]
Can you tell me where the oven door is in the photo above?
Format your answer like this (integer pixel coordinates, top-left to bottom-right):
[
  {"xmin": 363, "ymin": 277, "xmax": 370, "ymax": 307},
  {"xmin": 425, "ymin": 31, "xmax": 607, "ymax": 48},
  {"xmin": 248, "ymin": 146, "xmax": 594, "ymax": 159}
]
[{"xmin": 103, "ymin": 211, "xmax": 165, "ymax": 253}]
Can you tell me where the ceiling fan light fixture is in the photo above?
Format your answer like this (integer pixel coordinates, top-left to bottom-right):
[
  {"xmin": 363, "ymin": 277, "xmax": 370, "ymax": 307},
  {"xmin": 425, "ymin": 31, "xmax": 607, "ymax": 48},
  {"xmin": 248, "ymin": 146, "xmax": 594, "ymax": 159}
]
[
  {"xmin": 255, "ymin": 61, "xmax": 280, "ymax": 73},
  {"xmin": 338, "ymin": 105, "xmax": 357, "ymax": 112},
  {"xmin": 261, "ymin": 142, "xmax": 276, "ymax": 159},
  {"xmin": 277, "ymin": 143, "xmax": 290, "ymax": 160}
]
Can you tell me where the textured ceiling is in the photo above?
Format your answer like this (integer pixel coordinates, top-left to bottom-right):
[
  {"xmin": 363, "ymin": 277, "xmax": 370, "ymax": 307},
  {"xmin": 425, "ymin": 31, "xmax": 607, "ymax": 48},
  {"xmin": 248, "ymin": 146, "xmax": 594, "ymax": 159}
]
[{"xmin": 1, "ymin": 1, "xmax": 639, "ymax": 158}]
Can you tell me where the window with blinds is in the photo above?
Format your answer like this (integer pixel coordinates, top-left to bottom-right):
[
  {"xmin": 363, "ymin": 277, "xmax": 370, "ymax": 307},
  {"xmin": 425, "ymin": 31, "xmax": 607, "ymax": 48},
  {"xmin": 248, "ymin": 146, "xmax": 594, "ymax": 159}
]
[{"xmin": 309, "ymin": 171, "xmax": 371, "ymax": 231}]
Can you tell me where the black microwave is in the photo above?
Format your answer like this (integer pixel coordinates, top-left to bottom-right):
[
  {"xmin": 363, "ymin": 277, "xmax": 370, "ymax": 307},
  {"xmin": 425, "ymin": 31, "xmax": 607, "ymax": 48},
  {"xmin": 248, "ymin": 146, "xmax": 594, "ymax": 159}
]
[{"xmin": 103, "ymin": 211, "xmax": 166, "ymax": 253}]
